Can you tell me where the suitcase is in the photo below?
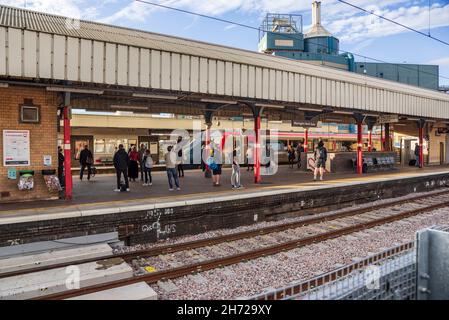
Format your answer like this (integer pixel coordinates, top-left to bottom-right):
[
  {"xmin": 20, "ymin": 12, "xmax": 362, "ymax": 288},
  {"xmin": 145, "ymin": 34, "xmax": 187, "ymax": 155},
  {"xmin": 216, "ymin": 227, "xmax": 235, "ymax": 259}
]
[{"xmin": 409, "ymin": 159, "xmax": 416, "ymax": 166}]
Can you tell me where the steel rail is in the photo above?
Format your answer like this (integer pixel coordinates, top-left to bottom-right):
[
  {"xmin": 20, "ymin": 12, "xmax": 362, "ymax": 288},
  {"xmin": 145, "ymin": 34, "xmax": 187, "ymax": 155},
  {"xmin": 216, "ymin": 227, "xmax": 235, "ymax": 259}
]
[
  {"xmin": 32, "ymin": 198, "xmax": 449, "ymax": 300},
  {"xmin": 2, "ymin": 189, "xmax": 448, "ymax": 279}
]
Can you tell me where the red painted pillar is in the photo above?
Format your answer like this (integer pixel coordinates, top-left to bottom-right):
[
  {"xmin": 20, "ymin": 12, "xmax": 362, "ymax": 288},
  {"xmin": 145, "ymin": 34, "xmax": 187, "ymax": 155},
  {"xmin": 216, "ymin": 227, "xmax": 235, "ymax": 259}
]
[
  {"xmin": 357, "ymin": 122, "xmax": 363, "ymax": 174},
  {"xmin": 304, "ymin": 129, "xmax": 309, "ymax": 152},
  {"xmin": 63, "ymin": 106, "xmax": 73, "ymax": 200},
  {"xmin": 254, "ymin": 116, "xmax": 261, "ymax": 183},
  {"xmin": 380, "ymin": 125, "xmax": 384, "ymax": 151},
  {"xmin": 368, "ymin": 130, "xmax": 372, "ymax": 152},
  {"xmin": 419, "ymin": 126, "xmax": 424, "ymax": 169}
]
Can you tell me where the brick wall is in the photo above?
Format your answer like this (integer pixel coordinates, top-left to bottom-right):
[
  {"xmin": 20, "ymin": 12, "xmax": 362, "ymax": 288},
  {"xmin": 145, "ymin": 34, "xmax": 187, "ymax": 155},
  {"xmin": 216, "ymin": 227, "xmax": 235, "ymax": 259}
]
[{"xmin": 0, "ymin": 86, "xmax": 59, "ymax": 202}]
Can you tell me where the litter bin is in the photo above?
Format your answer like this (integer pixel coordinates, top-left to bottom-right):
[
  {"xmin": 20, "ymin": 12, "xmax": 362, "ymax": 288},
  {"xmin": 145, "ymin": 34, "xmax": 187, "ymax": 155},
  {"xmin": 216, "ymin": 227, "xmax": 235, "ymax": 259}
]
[
  {"xmin": 18, "ymin": 170, "xmax": 35, "ymax": 191},
  {"xmin": 41, "ymin": 169, "xmax": 62, "ymax": 191}
]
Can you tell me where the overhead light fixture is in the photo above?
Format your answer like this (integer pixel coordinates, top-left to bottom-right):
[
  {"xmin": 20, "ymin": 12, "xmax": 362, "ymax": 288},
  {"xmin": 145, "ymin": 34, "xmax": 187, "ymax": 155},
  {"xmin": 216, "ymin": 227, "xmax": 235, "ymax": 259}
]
[
  {"xmin": 46, "ymin": 87, "xmax": 104, "ymax": 94},
  {"xmin": 132, "ymin": 93, "xmax": 178, "ymax": 100},
  {"xmin": 110, "ymin": 105, "xmax": 149, "ymax": 111},
  {"xmin": 255, "ymin": 103, "xmax": 284, "ymax": 109},
  {"xmin": 201, "ymin": 98, "xmax": 237, "ymax": 104},
  {"xmin": 0, "ymin": 83, "xmax": 8, "ymax": 88},
  {"xmin": 323, "ymin": 118, "xmax": 343, "ymax": 122},
  {"xmin": 333, "ymin": 110, "xmax": 354, "ymax": 115},
  {"xmin": 297, "ymin": 107, "xmax": 323, "ymax": 112}
]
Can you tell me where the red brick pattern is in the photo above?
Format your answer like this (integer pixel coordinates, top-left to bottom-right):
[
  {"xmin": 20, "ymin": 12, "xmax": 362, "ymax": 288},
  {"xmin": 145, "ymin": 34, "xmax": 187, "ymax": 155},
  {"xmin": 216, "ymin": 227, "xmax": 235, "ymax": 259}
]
[{"xmin": 0, "ymin": 86, "xmax": 59, "ymax": 202}]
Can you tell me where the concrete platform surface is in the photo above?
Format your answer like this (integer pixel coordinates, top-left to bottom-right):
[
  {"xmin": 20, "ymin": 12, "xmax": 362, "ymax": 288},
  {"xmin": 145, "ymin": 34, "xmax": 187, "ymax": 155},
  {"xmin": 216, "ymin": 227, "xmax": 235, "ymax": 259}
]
[
  {"xmin": 1, "ymin": 165, "xmax": 448, "ymax": 226},
  {"xmin": 0, "ymin": 244, "xmax": 113, "ymax": 274},
  {"xmin": 0, "ymin": 258, "xmax": 132, "ymax": 300},
  {"xmin": 67, "ymin": 282, "xmax": 157, "ymax": 300}
]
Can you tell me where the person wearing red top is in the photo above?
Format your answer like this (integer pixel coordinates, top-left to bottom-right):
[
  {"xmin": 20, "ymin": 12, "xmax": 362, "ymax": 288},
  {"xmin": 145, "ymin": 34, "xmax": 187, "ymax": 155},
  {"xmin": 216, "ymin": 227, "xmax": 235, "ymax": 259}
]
[{"xmin": 128, "ymin": 146, "xmax": 139, "ymax": 182}]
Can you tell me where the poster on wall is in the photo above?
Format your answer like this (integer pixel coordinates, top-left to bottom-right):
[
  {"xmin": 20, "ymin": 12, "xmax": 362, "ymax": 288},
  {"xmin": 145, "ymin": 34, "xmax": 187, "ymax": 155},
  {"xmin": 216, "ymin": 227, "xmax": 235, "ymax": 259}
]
[{"xmin": 3, "ymin": 130, "xmax": 30, "ymax": 166}]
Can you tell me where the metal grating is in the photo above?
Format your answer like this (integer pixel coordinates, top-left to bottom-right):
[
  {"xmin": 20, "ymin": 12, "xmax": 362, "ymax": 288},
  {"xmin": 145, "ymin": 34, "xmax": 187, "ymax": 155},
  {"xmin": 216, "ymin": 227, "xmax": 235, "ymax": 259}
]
[{"xmin": 248, "ymin": 242, "xmax": 415, "ymax": 300}]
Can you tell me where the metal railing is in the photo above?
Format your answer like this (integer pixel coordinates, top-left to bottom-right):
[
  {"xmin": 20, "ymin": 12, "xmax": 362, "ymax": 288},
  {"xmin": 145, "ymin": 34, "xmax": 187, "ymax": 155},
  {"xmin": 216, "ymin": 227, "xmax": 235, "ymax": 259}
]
[{"xmin": 248, "ymin": 242, "xmax": 415, "ymax": 300}]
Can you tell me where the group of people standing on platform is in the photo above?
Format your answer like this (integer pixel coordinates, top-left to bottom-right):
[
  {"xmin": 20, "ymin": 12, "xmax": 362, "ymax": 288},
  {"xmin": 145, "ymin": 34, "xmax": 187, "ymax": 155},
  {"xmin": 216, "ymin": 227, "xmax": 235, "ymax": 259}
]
[
  {"xmin": 58, "ymin": 137, "xmax": 330, "ymax": 194},
  {"xmin": 287, "ymin": 141, "xmax": 305, "ymax": 170},
  {"xmin": 114, "ymin": 136, "xmax": 185, "ymax": 192},
  {"xmin": 286, "ymin": 140, "xmax": 328, "ymax": 181}
]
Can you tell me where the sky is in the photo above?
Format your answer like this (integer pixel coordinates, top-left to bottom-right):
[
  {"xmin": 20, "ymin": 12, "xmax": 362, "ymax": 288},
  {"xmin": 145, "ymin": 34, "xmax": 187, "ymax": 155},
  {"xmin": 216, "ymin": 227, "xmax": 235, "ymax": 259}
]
[{"xmin": 1, "ymin": 0, "xmax": 449, "ymax": 85}]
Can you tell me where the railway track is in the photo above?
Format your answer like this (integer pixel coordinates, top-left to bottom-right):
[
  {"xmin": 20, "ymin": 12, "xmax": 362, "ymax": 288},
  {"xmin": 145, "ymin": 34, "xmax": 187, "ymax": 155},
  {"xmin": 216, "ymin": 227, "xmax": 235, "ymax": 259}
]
[
  {"xmin": 2, "ymin": 189, "xmax": 448, "ymax": 280},
  {"xmin": 23, "ymin": 189, "xmax": 449, "ymax": 300}
]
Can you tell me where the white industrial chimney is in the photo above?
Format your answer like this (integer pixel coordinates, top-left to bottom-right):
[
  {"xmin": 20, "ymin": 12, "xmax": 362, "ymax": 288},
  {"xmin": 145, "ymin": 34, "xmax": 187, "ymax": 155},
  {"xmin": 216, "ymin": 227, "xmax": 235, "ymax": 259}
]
[
  {"xmin": 312, "ymin": 0, "xmax": 321, "ymax": 26},
  {"xmin": 305, "ymin": 1, "xmax": 332, "ymax": 38}
]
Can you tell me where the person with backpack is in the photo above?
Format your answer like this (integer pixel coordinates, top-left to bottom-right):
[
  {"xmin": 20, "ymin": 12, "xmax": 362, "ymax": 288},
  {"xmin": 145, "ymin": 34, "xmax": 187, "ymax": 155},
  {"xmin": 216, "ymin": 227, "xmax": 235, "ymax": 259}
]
[
  {"xmin": 113, "ymin": 144, "xmax": 130, "ymax": 192},
  {"xmin": 211, "ymin": 144, "xmax": 222, "ymax": 186},
  {"xmin": 414, "ymin": 143, "xmax": 421, "ymax": 167},
  {"xmin": 313, "ymin": 141, "xmax": 327, "ymax": 181},
  {"xmin": 79, "ymin": 145, "xmax": 93, "ymax": 181},
  {"xmin": 142, "ymin": 149, "xmax": 153, "ymax": 186},
  {"xmin": 165, "ymin": 146, "xmax": 180, "ymax": 191}
]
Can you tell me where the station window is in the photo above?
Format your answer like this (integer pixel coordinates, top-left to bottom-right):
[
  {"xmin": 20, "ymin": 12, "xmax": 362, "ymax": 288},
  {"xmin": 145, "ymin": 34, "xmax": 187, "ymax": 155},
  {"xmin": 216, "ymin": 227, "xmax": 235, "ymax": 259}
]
[{"xmin": 94, "ymin": 139, "xmax": 106, "ymax": 153}]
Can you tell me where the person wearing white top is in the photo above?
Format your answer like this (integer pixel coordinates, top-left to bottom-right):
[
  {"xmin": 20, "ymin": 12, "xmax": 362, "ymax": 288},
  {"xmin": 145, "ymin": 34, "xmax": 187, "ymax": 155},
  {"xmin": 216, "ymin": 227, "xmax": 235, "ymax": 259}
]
[{"xmin": 142, "ymin": 149, "xmax": 153, "ymax": 186}]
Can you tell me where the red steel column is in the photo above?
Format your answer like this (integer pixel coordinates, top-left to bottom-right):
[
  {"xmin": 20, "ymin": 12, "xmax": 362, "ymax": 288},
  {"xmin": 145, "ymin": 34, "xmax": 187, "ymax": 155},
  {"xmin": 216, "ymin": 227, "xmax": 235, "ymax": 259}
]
[
  {"xmin": 419, "ymin": 126, "xmax": 424, "ymax": 169},
  {"xmin": 304, "ymin": 129, "xmax": 309, "ymax": 152},
  {"xmin": 368, "ymin": 130, "xmax": 372, "ymax": 152},
  {"xmin": 254, "ymin": 115, "xmax": 261, "ymax": 183},
  {"xmin": 63, "ymin": 106, "xmax": 73, "ymax": 200},
  {"xmin": 357, "ymin": 122, "xmax": 363, "ymax": 174},
  {"xmin": 380, "ymin": 125, "xmax": 384, "ymax": 151}
]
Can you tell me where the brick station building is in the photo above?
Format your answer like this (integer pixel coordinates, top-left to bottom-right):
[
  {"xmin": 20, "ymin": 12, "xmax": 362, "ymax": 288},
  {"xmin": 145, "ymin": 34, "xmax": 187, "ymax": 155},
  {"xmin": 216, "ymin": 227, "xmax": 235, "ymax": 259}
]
[{"xmin": 0, "ymin": 86, "xmax": 59, "ymax": 202}]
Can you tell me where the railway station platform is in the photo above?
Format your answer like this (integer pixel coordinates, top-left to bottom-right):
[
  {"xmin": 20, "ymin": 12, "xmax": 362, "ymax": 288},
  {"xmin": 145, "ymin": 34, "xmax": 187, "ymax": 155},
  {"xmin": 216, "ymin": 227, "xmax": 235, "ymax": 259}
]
[{"xmin": 0, "ymin": 165, "xmax": 449, "ymax": 247}]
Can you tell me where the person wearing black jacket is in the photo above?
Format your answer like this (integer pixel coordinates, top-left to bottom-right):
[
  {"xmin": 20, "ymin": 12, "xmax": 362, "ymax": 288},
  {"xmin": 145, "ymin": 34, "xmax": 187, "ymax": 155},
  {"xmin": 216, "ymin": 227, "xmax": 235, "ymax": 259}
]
[
  {"xmin": 114, "ymin": 144, "xmax": 130, "ymax": 192},
  {"xmin": 296, "ymin": 142, "xmax": 305, "ymax": 169},
  {"xmin": 79, "ymin": 145, "xmax": 93, "ymax": 181},
  {"xmin": 58, "ymin": 146, "xmax": 65, "ymax": 187}
]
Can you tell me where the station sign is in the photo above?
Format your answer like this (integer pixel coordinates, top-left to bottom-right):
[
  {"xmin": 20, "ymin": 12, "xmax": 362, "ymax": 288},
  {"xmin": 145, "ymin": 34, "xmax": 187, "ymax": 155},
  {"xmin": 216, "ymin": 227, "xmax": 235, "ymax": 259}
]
[
  {"xmin": 3, "ymin": 130, "xmax": 30, "ymax": 166},
  {"xmin": 291, "ymin": 120, "xmax": 318, "ymax": 128},
  {"xmin": 377, "ymin": 114, "xmax": 399, "ymax": 124}
]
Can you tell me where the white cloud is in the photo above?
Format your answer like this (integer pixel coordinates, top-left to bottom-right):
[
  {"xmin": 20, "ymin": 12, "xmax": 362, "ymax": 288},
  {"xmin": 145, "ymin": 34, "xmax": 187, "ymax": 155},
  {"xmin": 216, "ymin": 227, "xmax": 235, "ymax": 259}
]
[
  {"xmin": 427, "ymin": 57, "xmax": 449, "ymax": 67},
  {"xmin": 0, "ymin": 0, "xmax": 100, "ymax": 20},
  {"xmin": 224, "ymin": 24, "xmax": 237, "ymax": 31},
  {"xmin": 100, "ymin": 1, "xmax": 152, "ymax": 24},
  {"xmin": 324, "ymin": 1, "xmax": 449, "ymax": 43}
]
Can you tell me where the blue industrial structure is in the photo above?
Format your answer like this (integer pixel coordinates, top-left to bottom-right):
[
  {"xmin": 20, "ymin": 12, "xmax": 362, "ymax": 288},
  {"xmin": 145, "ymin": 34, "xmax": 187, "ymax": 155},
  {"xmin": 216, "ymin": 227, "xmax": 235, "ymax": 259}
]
[{"xmin": 258, "ymin": 1, "xmax": 438, "ymax": 90}]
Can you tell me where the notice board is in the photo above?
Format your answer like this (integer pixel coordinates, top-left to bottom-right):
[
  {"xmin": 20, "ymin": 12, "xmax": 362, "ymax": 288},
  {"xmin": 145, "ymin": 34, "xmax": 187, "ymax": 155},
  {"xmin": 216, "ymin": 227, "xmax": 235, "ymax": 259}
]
[{"xmin": 3, "ymin": 130, "xmax": 30, "ymax": 166}]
